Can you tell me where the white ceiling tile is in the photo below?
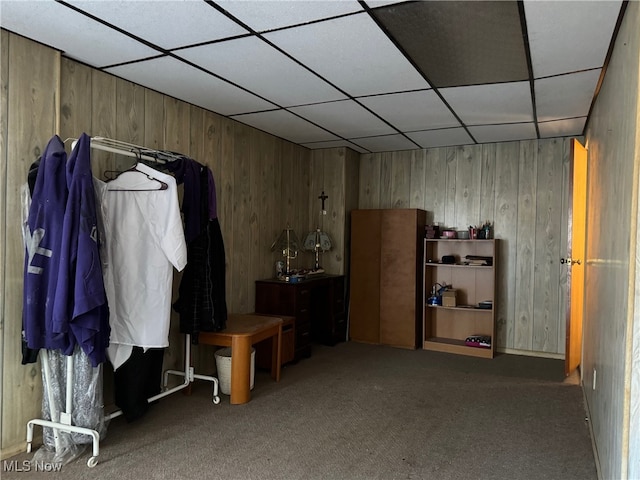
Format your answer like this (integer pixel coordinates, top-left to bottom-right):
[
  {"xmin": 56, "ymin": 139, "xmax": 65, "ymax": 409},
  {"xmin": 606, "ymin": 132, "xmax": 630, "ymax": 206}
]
[
  {"xmin": 358, "ymin": 90, "xmax": 460, "ymax": 132},
  {"xmin": 524, "ymin": 0, "xmax": 622, "ymax": 77},
  {"xmin": 178, "ymin": 37, "xmax": 346, "ymax": 107},
  {"xmin": 216, "ymin": 0, "xmax": 363, "ymax": 32},
  {"xmin": 440, "ymin": 82, "xmax": 534, "ymax": 125},
  {"xmin": 264, "ymin": 13, "xmax": 431, "ymax": 97},
  {"xmin": 538, "ymin": 117, "xmax": 587, "ymax": 138},
  {"xmin": 66, "ymin": 0, "xmax": 249, "ymax": 50},
  {"xmin": 106, "ymin": 57, "xmax": 276, "ymax": 116},
  {"xmin": 350, "ymin": 134, "xmax": 417, "ymax": 153},
  {"xmin": 406, "ymin": 128, "xmax": 474, "ymax": 149},
  {"xmin": 301, "ymin": 140, "xmax": 368, "ymax": 153},
  {"xmin": 0, "ymin": 1, "xmax": 159, "ymax": 67},
  {"xmin": 231, "ymin": 110, "xmax": 339, "ymax": 144},
  {"xmin": 468, "ymin": 123, "xmax": 537, "ymax": 144},
  {"xmin": 289, "ymin": 100, "xmax": 396, "ymax": 138},
  {"xmin": 535, "ymin": 70, "xmax": 601, "ymax": 122}
]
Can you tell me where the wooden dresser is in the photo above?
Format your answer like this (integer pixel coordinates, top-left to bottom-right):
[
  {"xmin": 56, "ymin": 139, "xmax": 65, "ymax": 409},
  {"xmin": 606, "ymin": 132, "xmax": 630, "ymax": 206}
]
[{"xmin": 255, "ymin": 275, "xmax": 346, "ymax": 361}]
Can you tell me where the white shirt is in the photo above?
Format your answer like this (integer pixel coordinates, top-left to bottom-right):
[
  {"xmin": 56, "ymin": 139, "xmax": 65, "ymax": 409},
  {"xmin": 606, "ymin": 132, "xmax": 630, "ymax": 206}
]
[{"xmin": 94, "ymin": 163, "xmax": 187, "ymax": 370}]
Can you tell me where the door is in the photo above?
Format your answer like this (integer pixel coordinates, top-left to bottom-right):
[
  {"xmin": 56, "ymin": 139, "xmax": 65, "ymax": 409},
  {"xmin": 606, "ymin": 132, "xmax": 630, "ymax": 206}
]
[
  {"xmin": 349, "ymin": 209, "xmax": 381, "ymax": 344},
  {"xmin": 565, "ymin": 138, "xmax": 587, "ymax": 376}
]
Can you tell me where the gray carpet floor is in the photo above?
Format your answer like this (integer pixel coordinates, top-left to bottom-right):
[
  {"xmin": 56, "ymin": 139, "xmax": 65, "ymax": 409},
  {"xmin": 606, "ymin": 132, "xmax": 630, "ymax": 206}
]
[{"xmin": 3, "ymin": 342, "xmax": 597, "ymax": 480}]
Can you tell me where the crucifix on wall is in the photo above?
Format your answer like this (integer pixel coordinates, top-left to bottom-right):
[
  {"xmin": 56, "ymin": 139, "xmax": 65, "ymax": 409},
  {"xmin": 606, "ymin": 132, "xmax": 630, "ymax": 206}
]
[{"xmin": 318, "ymin": 190, "xmax": 328, "ymax": 215}]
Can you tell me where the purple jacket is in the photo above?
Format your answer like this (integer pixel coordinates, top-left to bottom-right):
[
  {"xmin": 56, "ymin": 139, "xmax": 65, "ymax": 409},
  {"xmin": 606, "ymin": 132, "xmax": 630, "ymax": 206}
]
[{"xmin": 23, "ymin": 135, "xmax": 74, "ymax": 354}]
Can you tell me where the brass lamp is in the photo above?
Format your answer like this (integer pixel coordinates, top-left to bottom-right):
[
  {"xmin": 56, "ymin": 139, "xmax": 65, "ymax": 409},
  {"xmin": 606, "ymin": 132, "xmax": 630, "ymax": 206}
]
[
  {"xmin": 303, "ymin": 227, "xmax": 332, "ymax": 273},
  {"xmin": 271, "ymin": 226, "xmax": 299, "ymax": 277}
]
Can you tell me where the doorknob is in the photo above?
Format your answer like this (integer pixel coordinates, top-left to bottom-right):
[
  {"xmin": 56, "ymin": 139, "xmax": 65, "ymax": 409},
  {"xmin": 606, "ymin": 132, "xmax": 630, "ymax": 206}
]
[{"xmin": 560, "ymin": 258, "xmax": 582, "ymax": 265}]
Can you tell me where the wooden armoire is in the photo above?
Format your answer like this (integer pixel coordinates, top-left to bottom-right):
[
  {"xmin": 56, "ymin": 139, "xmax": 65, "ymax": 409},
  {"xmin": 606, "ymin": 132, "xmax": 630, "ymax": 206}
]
[{"xmin": 349, "ymin": 208, "xmax": 427, "ymax": 349}]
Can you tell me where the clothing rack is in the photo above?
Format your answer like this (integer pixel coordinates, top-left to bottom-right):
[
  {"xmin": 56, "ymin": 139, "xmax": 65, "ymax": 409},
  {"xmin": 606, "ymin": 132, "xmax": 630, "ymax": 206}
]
[
  {"xmin": 71, "ymin": 136, "xmax": 185, "ymax": 164},
  {"xmin": 26, "ymin": 136, "xmax": 220, "ymax": 468}
]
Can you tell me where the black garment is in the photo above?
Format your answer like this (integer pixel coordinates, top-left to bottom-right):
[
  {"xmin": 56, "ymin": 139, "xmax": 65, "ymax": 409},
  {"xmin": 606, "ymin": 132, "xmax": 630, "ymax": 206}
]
[
  {"xmin": 172, "ymin": 165, "xmax": 227, "ymax": 342},
  {"xmin": 112, "ymin": 347, "xmax": 164, "ymax": 422},
  {"xmin": 22, "ymin": 159, "xmax": 42, "ymax": 364}
]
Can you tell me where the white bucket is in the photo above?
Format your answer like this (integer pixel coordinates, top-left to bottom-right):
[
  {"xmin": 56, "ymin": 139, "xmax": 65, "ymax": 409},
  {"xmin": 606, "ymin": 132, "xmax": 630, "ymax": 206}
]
[{"xmin": 214, "ymin": 347, "xmax": 255, "ymax": 395}]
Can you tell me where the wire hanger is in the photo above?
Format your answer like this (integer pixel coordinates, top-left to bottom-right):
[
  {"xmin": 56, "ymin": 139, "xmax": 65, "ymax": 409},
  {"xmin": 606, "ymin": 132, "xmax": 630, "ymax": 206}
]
[{"xmin": 106, "ymin": 149, "xmax": 169, "ymax": 192}]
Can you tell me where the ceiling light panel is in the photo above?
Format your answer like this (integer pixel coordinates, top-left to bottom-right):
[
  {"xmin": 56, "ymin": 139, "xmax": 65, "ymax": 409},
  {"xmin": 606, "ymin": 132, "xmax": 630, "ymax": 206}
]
[
  {"xmin": 358, "ymin": 90, "xmax": 461, "ymax": 132},
  {"xmin": 406, "ymin": 128, "xmax": 474, "ymax": 149},
  {"xmin": 106, "ymin": 56, "xmax": 275, "ymax": 116},
  {"xmin": 289, "ymin": 100, "xmax": 396, "ymax": 138},
  {"xmin": 535, "ymin": 70, "xmax": 601, "ymax": 122},
  {"xmin": 350, "ymin": 134, "xmax": 418, "ymax": 153},
  {"xmin": 177, "ymin": 36, "xmax": 346, "ymax": 107},
  {"xmin": 468, "ymin": 123, "xmax": 537, "ymax": 144},
  {"xmin": 66, "ymin": 1, "xmax": 249, "ymax": 50},
  {"xmin": 440, "ymin": 82, "xmax": 534, "ymax": 125},
  {"xmin": 264, "ymin": 13, "xmax": 431, "ymax": 97},
  {"xmin": 538, "ymin": 117, "xmax": 586, "ymax": 138},
  {"xmin": 372, "ymin": 0, "xmax": 529, "ymax": 88},
  {"xmin": 524, "ymin": 0, "xmax": 622, "ymax": 78},
  {"xmin": 0, "ymin": 1, "xmax": 158, "ymax": 67},
  {"xmin": 231, "ymin": 110, "xmax": 339, "ymax": 144},
  {"xmin": 215, "ymin": 0, "xmax": 363, "ymax": 32}
]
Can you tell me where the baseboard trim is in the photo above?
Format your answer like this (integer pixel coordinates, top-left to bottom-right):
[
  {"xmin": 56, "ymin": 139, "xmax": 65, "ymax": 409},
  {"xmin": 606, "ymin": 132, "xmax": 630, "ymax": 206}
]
[
  {"xmin": 582, "ymin": 382, "xmax": 603, "ymax": 480},
  {"xmin": 496, "ymin": 347, "xmax": 564, "ymax": 360}
]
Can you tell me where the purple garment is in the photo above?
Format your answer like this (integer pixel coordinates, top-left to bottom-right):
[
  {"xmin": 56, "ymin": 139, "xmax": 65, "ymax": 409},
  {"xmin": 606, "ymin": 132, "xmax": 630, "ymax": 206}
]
[
  {"xmin": 57, "ymin": 133, "xmax": 110, "ymax": 366},
  {"xmin": 23, "ymin": 135, "xmax": 74, "ymax": 354}
]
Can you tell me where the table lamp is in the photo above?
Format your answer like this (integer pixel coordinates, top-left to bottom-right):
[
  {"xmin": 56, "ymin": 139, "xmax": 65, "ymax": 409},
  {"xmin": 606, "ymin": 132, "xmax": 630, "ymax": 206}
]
[
  {"xmin": 271, "ymin": 226, "xmax": 299, "ymax": 277},
  {"xmin": 303, "ymin": 227, "xmax": 332, "ymax": 273}
]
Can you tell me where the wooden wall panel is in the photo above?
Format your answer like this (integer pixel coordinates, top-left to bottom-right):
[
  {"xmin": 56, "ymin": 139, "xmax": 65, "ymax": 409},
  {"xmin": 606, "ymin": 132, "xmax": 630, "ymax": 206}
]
[
  {"xmin": 115, "ymin": 78, "xmax": 144, "ymax": 146},
  {"xmin": 424, "ymin": 147, "xmax": 447, "ymax": 224},
  {"xmin": 90, "ymin": 70, "xmax": 117, "ymax": 176},
  {"xmin": 2, "ymin": 35, "xmax": 59, "ymax": 456},
  {"xmin": 453, "ymin": 144, "xmax": 482, "ymax": 230},
  {"xmin": 514, "ymin": 140, "xmax": 537, "ymax": 350},
  {"xmin": 409, "ymin": 150, "xmax": 427, "ymax": 212},
  {"xmin": 322, "ymin": 148, "xmax": 347, "ymax": 275},
  {"xmin": 219, "ymin": 119, "xmax": 235, "ymax": 318},
  {"xmin": 557, "ymin": 138, "xmax": 572, "ymax": 354},
  {"xmin": 358, "ymin": 153, "xmax": 381, "ymax": 209},
  {"xmin": 390, "ymin": 151, "xmax": 411, "ymax": 208},
  {"xmin": 59, "ymin": 58, "xmax": 92, "ymax": 141},
  {"xmin": 144, "ymin": 90, "xmax": 164, "ymax": 151},
  {"xmin": 0, "ymin": 28, "xmax": 9, "ymax": 456},
  {"xmin": 359, "ymin": 137, "xmax": 572, "ymax": 356},
  {"xmin": 231, "ymin": 123, "xmax": 251, "ymax": 313},
  {"xmin": 581, "ymin": 4, "xmax": 640, "ymax": 478},
  {"xmin": 164, "ymin": 97, "xmax": 190, "ymax": 153},
  {"xmin": 493, "ymin": 142, "xmax": 519, "ymax": 349},
  {"xmin": 479, "ymin": 144, "xmax": 497, "ymax": 226},
  {"xmin": 532, "ymin": 139, "xmax": 563, "ymax": 352},
  {"xmin": 444, "ymin": 147, "xmax": 457, "ymax": 227}
]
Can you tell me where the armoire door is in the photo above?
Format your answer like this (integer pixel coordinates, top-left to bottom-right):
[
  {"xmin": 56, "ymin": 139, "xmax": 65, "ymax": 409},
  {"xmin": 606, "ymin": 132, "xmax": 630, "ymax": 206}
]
[
  {"xmin": 349, "ymin": 209, "xmax": 381, "ymax": 344},
  {"xmin": 379, "ymin": 209, "xmax": 426, "ymax": 348}
]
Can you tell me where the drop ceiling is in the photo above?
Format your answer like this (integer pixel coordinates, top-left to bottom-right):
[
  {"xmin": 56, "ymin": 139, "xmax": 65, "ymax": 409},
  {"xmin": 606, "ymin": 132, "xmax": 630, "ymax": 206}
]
[{"xmin": 0, "ymin": 0, "xmax": 625, "ymax": 154}]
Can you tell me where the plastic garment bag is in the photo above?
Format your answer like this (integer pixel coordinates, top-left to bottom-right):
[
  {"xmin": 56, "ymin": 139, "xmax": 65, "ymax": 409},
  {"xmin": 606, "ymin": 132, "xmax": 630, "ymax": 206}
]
[{"xmin": 32, "ymin": 346, "xmax": 107, "ymax": 465}]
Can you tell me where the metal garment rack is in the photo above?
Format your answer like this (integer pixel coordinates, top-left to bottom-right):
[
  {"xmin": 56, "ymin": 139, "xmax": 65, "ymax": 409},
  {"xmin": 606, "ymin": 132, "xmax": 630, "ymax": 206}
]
[{"xmin": 25, "ymin": 136, "xmax": 220, "ymax": 468}]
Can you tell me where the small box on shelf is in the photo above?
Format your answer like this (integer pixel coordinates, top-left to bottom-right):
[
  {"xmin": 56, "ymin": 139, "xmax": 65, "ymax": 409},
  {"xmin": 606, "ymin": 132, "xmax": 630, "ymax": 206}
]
[{"xmin": 441, "ymin": 289, "xmax": 457, "ymax": 307}]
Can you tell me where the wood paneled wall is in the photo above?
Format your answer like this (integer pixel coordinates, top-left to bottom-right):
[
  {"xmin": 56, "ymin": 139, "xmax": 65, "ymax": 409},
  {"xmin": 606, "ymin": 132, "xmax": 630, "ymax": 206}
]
[
  {"xmin": 1, "ymin": 33, "xmax": 60, "ymax": 458},
  {"xmin": 582, "ymin": 2, "xmax": 640, "ymax": 479},
  {"xmin": 358, "ymin": 138, "xmax": 573, "ymax": 356},
  {"xmin": 308, "ymin": 147, "xmax": 360, "ymax": 276}
]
